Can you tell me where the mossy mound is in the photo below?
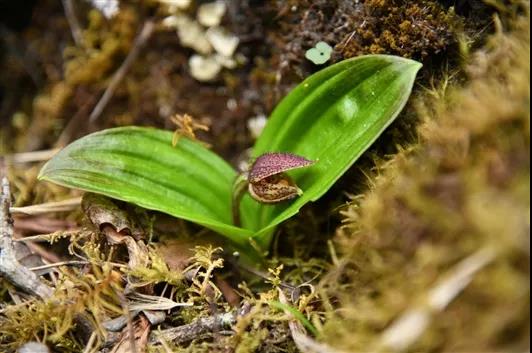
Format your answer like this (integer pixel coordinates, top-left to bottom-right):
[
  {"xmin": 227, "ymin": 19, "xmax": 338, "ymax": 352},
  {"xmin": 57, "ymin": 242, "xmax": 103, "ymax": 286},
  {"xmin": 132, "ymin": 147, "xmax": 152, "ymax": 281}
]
[{"xmin": 320, "ymin": 11, "xmax": 530, "ymax": 353}]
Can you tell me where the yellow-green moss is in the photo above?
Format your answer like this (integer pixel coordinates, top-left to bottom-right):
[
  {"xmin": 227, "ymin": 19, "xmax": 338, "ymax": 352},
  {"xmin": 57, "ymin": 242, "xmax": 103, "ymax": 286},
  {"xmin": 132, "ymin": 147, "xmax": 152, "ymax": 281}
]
[
  {"xmin": 320, "ymin": 9, "xmax": 530, "ymax": 353},
  {"xmin": 340, "ymin": 0, "xmax": 459, "ymax": 59},
  {"xmin": 64, "ymin": 8, "xmax": 138, "ymax": 86}
]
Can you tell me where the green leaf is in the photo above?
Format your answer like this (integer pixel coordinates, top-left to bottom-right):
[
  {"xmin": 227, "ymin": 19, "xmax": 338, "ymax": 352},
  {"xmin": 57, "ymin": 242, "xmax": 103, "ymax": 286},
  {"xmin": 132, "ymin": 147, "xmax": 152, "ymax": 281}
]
[
  {"xmin": 240, "ymin": 55, "xmax": 422, "ymax": 244},
  {"xmin": 39, "ymin": 55, "xmax": 421, "ymax": 256},
  {"xmin": 38, "ymin": 127, "xmax": 254, "ymax": 247}
]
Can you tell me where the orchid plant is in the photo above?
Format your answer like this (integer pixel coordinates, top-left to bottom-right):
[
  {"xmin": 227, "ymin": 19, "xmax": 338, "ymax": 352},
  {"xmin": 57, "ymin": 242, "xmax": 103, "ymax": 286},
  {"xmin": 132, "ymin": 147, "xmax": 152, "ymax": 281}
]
[{"xmin": 39, "ymin": 55, "xmax": 422, "ymax": 259}]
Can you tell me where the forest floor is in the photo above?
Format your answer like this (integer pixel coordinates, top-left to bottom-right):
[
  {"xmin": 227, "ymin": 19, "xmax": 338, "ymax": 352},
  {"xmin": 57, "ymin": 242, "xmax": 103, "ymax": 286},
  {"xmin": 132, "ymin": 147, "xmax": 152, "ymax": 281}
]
[{"xmin": 0, "ymin": 1, "xmax": 529, "ymax": 352}]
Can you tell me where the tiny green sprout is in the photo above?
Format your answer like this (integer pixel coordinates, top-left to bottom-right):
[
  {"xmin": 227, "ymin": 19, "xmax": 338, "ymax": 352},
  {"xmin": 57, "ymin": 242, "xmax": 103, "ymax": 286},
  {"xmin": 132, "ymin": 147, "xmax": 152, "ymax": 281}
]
[
  {"xmin": 305, "ymin": 41, "xmax": 333, "ymax": 65},
  {"xmin": 38, "ymin": 55, "xmax": 422, "ymax": 260}
]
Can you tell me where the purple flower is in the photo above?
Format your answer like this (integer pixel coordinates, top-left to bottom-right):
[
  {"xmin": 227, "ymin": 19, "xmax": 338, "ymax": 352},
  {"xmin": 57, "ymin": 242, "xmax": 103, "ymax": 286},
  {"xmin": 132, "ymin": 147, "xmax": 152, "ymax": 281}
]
[
  {"xmin": 247, "ymin": 153, "xmax": 315, "ymax": 203},
  {"xmin": 232, "ymin": 152, "xmax": 316, "ymax": 225}
]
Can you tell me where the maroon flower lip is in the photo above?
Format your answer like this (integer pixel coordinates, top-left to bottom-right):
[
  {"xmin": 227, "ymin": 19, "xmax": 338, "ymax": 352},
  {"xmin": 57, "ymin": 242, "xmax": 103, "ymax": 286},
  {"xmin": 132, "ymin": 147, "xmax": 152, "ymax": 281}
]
[
  {"xmin": 247, "ymin": 152, "xmax": 316, "ymax": 204},
  {"xmin": 248, "ymin": 153, "xmax": 315, "ymax": 183},
  {"xmin": 232, "ymin": 152, "xmax": 316, "ymax": 225}
]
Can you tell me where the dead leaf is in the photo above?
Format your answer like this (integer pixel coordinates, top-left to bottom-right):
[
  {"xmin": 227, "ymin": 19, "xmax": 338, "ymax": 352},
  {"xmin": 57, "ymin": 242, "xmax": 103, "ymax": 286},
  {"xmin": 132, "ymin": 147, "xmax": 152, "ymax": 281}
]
[
  {"xmin": 82, "ymin": 193, "xmax": 143, "ymax": 239},
  {"xmin": 110, "ymin": 314, "xmax": 151, "ymax": 353}
]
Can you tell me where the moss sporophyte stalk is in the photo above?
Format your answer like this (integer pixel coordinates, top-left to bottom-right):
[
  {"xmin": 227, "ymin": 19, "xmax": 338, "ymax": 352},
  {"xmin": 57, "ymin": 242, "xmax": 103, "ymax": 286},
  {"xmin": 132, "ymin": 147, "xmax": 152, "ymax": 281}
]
[{"xmin": 38, "ymin": 55, "xmax": 422, "ymax": 259}]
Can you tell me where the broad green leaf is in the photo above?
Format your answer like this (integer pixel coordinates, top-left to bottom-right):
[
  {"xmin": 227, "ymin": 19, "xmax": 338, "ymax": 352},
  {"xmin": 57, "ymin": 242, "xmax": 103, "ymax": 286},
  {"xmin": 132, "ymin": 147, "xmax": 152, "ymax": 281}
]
[
  {"xmin": 38, "ymin": 127, "xmax": 254, "ymax": 248},
  {"xmin": 240, "ymin": 55, "xmax": 422, "ymax": 244},
  {"xmin": 39, "ymin": 55, "xmax": 421, "ymax": 256}
]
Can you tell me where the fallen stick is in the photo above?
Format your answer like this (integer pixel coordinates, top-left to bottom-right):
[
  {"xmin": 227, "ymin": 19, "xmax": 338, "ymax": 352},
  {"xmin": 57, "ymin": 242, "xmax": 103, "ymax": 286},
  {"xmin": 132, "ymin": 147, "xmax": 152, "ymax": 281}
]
[
  {"xmin": 102, "ymin": 311, "xmax": 236, "ymax": 350},
  {"xmin": 62, "ymin": 0, "xmax": 84, "ymax": 47},
  {"xmin": 0, "ymin": 177, "xmax": 53, "ymax": 299},
  {"xmin": 10, "ymin": 197, "xmax": 82, "ymax": 215},
  {"xmin": 150, "ymin": 311, "xmax": 236, "ymax": 345},
  {"xmin": 379, "ymin": 247, "xmax": 497, "ymax": 352},
  {"xmin": 4, "ymin": 148, "xmax": 59, "ymax": 164},
  {"xmin": 89, "ymin": 20, "xmax": 155, "ymax": 124}
]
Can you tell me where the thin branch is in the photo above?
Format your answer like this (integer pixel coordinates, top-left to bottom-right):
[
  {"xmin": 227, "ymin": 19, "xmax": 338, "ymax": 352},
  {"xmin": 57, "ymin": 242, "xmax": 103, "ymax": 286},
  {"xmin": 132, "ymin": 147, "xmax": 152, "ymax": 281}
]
[
  {"xmin": 150, "ymin": 312, "xmax": 236, "ymax": 344},
  {"xmin": 55, "ymin": 94, "xmax": 96, "ymax": 148},
  {"xmin": 28, "ymin": 260, "xmax": 90, "ymax": 271},
  {"xmin": 14, "ymin": 231, "xmax": 75, "ymax": 243},
  {"xmin": 379, "ymin": 247, "xmax": 497, "ymax": 352},
  {"xmin": 4, "ymin": 148, "xmax": 59, "ymax": 164},
  {"xmin": 62, "ymin": 0, "xmax": 84, "ymax": 47},
  {"xmin": 10, "ymin": 197, "xmax": 82, "ymax": 215},
  {"xmin": 82, "ymin": 332, "xmax": 98, "ymax": 353},
  {"xmin": 0, "ymin": 177, "xmax": 53, "ymax": 298},
  {"xmin": 13, "ymin": 201, "xmax": 79, "ymax": 216},
  {"xmin": 89, "ymin": 20, "xmax": 155, "ymax": 124}
]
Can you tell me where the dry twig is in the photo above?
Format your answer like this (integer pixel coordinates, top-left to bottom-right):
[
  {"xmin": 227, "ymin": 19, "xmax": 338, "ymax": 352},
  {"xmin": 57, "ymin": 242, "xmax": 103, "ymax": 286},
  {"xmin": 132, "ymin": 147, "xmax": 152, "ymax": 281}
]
[
  {"xmin": 0, "ymin": 177, "xmax": 53, "ymax": 298},
  {"xmin": 89, "ymin": 20, "xmax": 155, "ymax": 124},
  {"xmin": 151, "ymin": 312, "xmax": 236, "ymax": 345},
  {"xmin": 10, "ymin": 197, "xmax": 82, "ymax": 215},
  {"xmin": 4, "ymin": 148, "xmax": 59, "ymax": 164},
  {"xmin": 379, "ymin": 247, "xmax": 497, "ymax": 352},
  {"xmin": 62, "ymin": 0, "xmax": 84, "ymax": 47}
]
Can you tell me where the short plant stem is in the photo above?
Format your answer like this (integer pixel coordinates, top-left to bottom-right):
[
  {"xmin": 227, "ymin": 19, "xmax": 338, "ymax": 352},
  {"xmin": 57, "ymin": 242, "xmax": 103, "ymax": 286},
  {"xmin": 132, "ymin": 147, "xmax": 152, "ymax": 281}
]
[{"xmin": 232, "ymin": 173, "xmax": 249, "ymax": 227}]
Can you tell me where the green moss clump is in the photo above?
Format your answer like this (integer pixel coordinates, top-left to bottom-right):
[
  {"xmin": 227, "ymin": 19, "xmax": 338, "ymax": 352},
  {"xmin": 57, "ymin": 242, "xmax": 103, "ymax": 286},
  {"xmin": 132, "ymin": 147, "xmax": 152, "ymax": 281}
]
[
  {"xmin": 320, "ymin": 9, "xmax": 530, "ymax": 353},
  {"xmin": 340, "ymin": 0, "xmax": 459, "ymax": 59},
  {"xmin": 64, "ymin": 8, "xmax": 138, "ymax": 86},
  {"xmin": 0, "ymin": 264, "xmax": 124, "ymax": 352},
  {"xmin": 268, "ymin": 0, "xmax": 462, "ymax": 83},
  {"xmin": 10, "ymin": 5, "xmax": 139, "ymax": 152}
]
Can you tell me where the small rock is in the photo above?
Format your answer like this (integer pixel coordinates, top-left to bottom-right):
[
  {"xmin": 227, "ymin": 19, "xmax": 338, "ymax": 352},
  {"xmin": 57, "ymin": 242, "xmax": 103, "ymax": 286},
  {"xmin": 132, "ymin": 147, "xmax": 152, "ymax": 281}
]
[
  {"xmin": 162, "ymin": 15, "xmax": 179, "ymax": 28},
  {"xmin": 206, "ymin": 27, "xmax": 239, "ymax": 57},
  {"xmin": 215, "ymin": 53, "xmax": 237, "ymax": 69},
  {"xmin": 18, "ymin": 342, "xmax": 50, "ymax": 353},
  {"xmin": 247, "ymin": 115, "xmax": 267, "ymax": 139},
  {"xmin": 87, "ymin": 0, "xmax": 119, "ymax": 19},
  {"xmin": 176, "ymin": 15, "xmax": 212, "ymax": 55},
  {"xmin": 189, "ymin": 55, "xmax": 222, "ymax": 82},
  {"xmin": 198, "ymin": 1, "xmax": 227, "ymax": 27}
]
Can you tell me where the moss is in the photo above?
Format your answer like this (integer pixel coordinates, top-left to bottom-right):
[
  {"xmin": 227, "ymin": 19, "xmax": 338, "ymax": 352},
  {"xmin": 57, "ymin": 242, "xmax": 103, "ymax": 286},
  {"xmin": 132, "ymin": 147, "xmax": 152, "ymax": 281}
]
[
  {"xmin": 320, "ymin": 9, "xmax": 530, "ymax": 353},
  {"xmin": 267, "ymin": 0, "xmax": 465, "ymax": 87},
  {"xmin": 23, "ymin": 81, "xmax": 73, "ymax": 150},
  {"xmin": 340, "ymin": 0, "xmax": 459, "ymax": 59},
  {"xmin": 0, "ymin": 263, "xmax": 124, "ymax": 352},
  {"xmin": 64, "ymin": 8, "xmax": 138, "ymax": 86}
]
